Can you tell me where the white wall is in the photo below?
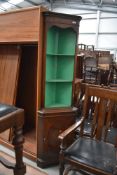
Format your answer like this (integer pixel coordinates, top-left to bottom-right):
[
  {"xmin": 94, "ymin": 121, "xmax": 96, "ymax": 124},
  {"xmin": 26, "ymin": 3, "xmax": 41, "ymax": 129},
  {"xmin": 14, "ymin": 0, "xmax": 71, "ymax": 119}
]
[
  {"xmin": 53, "ymin": 7, "xmax": 117, "ymax": 60},
  {"xmin": 79, "ymin": 11, "xmax": 117, "ymax": 50}
]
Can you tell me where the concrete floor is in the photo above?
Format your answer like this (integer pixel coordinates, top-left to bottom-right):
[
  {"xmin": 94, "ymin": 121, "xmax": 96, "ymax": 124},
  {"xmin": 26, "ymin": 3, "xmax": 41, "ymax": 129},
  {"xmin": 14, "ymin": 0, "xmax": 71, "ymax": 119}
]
[
  {"xmin": 0, "ymin": 145, "xmax": 59, "ymax": 175},
  {"xmin": 0, "ymin": 145, "xmax": 85, "ymax": 175}
]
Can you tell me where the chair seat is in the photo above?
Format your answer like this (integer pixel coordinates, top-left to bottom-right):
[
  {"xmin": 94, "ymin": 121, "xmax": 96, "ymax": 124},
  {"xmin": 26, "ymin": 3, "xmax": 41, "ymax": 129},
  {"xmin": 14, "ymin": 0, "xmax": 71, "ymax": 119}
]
[
  {"xmin": 0, "ymin": 103, "xmax": 17, "ymax": 117},
  {"xmin": 65, "ymin": 137, "xmax": 116, "ymax": 174}
]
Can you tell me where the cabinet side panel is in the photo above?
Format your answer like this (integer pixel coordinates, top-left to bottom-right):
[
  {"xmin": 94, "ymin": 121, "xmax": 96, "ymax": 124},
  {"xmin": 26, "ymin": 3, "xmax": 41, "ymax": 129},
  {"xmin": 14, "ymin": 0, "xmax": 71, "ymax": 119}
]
[
  {"xmin": 0, "ymin": 45, "xmax": 20, "ymax": 104},
  {"xmin": 16, "ymin": 45, "xmax": 38, "ymax": 128},
  {"xmin": 0, "ymin": 9, "xmax": 39, "ymax": 43}
]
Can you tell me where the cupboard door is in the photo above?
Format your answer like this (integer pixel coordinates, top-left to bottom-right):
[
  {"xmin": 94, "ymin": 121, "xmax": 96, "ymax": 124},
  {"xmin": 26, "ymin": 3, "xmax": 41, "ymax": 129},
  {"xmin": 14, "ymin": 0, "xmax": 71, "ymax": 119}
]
[{"xmin": 37, "ymin": 108, "xmax": 77, "ymax": 167}]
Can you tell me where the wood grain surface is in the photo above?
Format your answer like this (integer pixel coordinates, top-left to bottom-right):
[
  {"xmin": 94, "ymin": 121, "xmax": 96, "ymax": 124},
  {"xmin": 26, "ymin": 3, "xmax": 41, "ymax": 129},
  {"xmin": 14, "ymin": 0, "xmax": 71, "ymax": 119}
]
[
  {"xmin": 0, "ymin": 7, "xmax": 40, "ymax": 43},
  {"xmin": 0, "ymin": 45, "xmax": 20, "ymax": 104}
]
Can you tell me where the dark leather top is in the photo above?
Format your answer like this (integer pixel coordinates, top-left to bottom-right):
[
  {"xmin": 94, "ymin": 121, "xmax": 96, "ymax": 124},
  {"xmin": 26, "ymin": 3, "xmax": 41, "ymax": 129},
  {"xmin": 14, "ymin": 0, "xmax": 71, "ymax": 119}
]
[
  {"xmin": 65, "ymin": 137, "xmax": 116, "ymax": 174},
  {"xmin": 0, "ymin": 103, "xmax": 17, "ymax": 117}
]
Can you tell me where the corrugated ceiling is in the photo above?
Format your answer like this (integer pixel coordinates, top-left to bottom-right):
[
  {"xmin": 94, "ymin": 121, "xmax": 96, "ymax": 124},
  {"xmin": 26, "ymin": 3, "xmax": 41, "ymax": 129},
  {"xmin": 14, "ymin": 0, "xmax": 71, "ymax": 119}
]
[{"xmin": 0, "ymin": 0, "xmax": 117, "ymax": 13}]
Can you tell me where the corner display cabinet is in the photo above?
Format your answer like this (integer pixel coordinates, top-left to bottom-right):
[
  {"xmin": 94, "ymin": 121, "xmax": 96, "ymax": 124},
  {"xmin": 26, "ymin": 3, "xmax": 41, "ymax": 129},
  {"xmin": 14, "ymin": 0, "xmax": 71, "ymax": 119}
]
[{"xmin": 37, "ymin": 12, "xmax": 82, "ymax": 167}]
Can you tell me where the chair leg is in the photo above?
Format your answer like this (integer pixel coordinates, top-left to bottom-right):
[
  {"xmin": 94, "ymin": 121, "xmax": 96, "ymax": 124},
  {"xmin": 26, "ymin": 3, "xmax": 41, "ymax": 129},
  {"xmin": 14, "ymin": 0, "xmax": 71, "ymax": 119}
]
[
  {"xmin": 63, "ymin": 166, "xmax": 72, "ymax": 175},
  {"xmin": 12, "ymin": 126, "xmax": 26, "ymax": 175},
  {"xmin": 59, "ymin": 161, "xmax": 65, "ymax": 175},
  {"xmin": 113, "ymin": 165, "xmax": 117, "ymax": 175}
]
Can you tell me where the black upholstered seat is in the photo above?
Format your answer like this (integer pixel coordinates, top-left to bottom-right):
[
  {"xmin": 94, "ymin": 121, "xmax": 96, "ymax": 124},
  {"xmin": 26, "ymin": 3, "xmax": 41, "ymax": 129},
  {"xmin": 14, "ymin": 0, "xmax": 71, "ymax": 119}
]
[
  {"xmin": 65, "ymin": 137, "xmax": 116, "ymax": 174},
  {"xmin": 0, "ymin": 103, "xmax": 17, "ymax": 117}
]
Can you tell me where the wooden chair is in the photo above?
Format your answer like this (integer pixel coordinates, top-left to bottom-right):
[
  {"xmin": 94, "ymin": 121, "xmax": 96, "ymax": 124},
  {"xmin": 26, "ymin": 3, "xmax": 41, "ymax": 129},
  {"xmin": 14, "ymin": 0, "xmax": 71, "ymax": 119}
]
[
  {"xmin": 0, "ymin": 103, "xmax": 26, "ymax": 175},
  {"xmin": 58, "ymin": 85, "xmax": 117, "ymax": 175},
  {"xmin": 86, "ymin": 45, "xmax": 94, "ymax": 51},
  {"xmin": 74, "ymin": 79, "xmax": 84, "ymax": 108},
  {"xmin": 107, "ymin": 85, "xmax": 117, "ymax": 145},
  {"xmin": 75, "ymin": 82, "xmax": 98, "ymax": 137},
  {"xmin": 109, "ymin": 64, "xmax": 117, "ymax": 85},
  {"xmin": 97, "ymin": 55, "xmax": 113, "ymax": 85},
  {"xmin": 78, "ymin": 44, "xmax": 86, "ymax": 51},
  {"xmin": 83, "ymin": 56, "xmax": 98, "ymax": 84}
]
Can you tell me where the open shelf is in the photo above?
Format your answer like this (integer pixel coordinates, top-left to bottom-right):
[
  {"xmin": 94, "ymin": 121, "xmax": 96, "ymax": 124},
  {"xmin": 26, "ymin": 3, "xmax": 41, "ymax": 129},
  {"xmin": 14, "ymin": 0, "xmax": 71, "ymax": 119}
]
[
  {"xmin": 46, "ymin": 26, "xmax": 76, "ymax": 55},
  {"xmin": 45, "ymin": 26, "xmax": 76, "ymax": 108},
  {"xmin": 46, "ymin": 103, "xmax": 70, "ymax": 108},
  {"xmin": 45, "ymin": 82, "xmax": 72, "ymax": 108},
  {"xmin": 46, "ymin": 79, "xmax": 72, "ymax": 82},
  {"xmin": 46, "ymin": 55, "xmax": 74, "ymax": 81},
  {"xmin": 46, "ymin": 53, "xmax": 75, "ymax": 56}
]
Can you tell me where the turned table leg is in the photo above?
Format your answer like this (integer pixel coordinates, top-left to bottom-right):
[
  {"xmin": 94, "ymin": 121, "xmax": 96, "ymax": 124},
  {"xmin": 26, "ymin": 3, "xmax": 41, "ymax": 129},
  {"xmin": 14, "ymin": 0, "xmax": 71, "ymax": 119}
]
[{"xmin": 12, "ymin": 126, "xmax": 26, "ymax": 175}]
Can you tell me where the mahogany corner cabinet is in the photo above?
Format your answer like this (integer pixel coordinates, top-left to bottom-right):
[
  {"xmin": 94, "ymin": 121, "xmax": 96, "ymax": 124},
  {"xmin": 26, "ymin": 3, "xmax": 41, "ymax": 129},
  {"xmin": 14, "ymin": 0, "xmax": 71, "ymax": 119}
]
[{"xmin": 37, "ymin": 11, "xmax": 81, "ymax": 167}]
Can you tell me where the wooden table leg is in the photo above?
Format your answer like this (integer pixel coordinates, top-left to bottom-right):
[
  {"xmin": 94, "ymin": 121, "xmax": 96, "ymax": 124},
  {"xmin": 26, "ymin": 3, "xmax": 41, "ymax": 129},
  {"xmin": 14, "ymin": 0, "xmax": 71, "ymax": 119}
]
[{"xmin": 12, "ymin": 126, "xmax": 26, "ymax": 175}]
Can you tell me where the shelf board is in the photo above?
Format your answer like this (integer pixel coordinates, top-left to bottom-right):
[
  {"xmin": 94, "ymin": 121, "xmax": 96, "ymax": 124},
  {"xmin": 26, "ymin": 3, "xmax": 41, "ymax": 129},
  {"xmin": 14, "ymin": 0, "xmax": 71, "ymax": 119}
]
[
  {"xmin": 46, "ymin": 53, "xmax": 75, "ymax": 56},
  {"xmin": 46, "ymin": 103, "xmax": 71, "ymax": 108},
  {"xmin": 46, "ymin": 79, "xmax": 72, "ymax": 82}
]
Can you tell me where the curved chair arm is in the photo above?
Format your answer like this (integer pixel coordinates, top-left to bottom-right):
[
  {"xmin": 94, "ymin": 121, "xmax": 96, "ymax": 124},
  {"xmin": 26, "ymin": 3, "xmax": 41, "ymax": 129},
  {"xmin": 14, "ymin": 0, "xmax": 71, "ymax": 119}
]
[{"xmin": 58, "ymin": 116, "xmax": 85, "ymax": 141}]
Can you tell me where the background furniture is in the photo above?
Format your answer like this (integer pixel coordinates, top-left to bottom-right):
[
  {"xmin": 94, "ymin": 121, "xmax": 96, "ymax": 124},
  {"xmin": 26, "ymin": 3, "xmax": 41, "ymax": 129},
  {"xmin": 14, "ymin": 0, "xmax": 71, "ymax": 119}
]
[
  {"xmin": 59, "ymin": 85, "xmax": 117, "ymax": 175},
  {"xmin": 0, "ymin": 104, "xmax": 26, "ymax": 175},
  {"xmin": 76, "ymin": 44, "xmax": 96, "ymax": 80},
  {"xmin": 83, "ymin": 56, "xmax": 98, "ymax": 84},
  {"xmin": 76, "ymin": 44, "xmax": 113, "ymax": 86},
  {"xmin": 37, "ymin": 12, "xmax": 81, "ymax": 167},
  {"xmin": 76, "ymin": 54, "xmax": 84, "ymax": 79},
  {"xmin": 97, "ymin": 54, "xmax": 113, "ymax": 85}
]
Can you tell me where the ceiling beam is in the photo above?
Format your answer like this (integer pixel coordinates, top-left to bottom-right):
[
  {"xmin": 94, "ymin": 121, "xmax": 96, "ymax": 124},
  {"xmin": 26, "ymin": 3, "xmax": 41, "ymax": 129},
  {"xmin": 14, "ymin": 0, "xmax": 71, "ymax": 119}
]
[
  {"xmin": 81, "ymin": 0, "xmax": 86, "ymax": 2},
  {"xmin": 50, "ymin": 0, "xmax": 54, "ymax": 10},
  {"xmin": 88, "ymin": 0, "xmax": 96, "ymax": 5},
  {"xmin": 24, "ymin": 0, "xmax": 39, "ymax": 6},
  {"xmin": 0, "ymin": 6, "xmax": 6, "ymax": 11},
  {"xmin": 0, "ymin": 0, "xmax": 9, "ymax": 11},
  {"xmin": 99, "ymin": 0, "xmax": 103, "ymax": 6},
  {"xmin": 3, "ymin": 0, "xmax": 22, "ymax": 8},
  {"xmin": 64, "ymin": 0, "xmax": 67, "ymax": 6},
  {"xmin": 52, "ymin": 3, "xmax": 117, "ymax": 14}
]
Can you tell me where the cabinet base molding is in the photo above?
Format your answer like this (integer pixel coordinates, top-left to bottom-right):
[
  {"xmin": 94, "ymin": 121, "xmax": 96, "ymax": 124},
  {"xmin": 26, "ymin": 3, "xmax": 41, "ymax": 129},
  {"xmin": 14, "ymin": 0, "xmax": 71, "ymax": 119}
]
[{"xmin": 37, "ymin": 155, "xmax": 58, "ymax": 168}]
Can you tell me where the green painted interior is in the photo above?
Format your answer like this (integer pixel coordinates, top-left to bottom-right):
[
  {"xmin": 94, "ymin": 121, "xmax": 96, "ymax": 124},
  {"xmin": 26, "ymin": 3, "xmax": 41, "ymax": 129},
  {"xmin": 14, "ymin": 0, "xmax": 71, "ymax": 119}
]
[
  {"xmin": 46, "ymin": 55, "xmax": 74, "ymax": 81},
  {"xmin": 45, "ymin": 26, "xmax": 76, "ymax": 107},
  {"xmin": 45, "ymin": 82, "xmax": 72, "ymax": 107},
  {"xmin": 46, "ymin": 26, "xmax": 76, "ymax": 55}
]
